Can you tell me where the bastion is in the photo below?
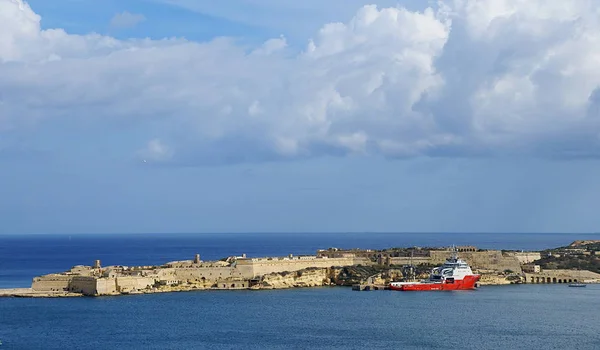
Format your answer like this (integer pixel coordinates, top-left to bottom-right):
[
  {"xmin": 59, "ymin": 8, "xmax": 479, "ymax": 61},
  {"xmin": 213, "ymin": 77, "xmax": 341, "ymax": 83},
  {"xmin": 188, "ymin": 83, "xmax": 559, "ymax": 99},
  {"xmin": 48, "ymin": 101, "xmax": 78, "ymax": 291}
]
[
  {"xmin": 19, "ymin": 253, "xmax": 372, "ymax": 297},
  {"xmin": 1, "ymin": 242, "xmax": 596, "ymax": 297}
]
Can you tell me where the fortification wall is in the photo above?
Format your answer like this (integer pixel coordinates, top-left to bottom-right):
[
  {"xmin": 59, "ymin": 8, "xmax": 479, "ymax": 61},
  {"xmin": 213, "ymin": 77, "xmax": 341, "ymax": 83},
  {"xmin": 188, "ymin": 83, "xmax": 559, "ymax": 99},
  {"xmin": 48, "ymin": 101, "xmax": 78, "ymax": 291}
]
[
  {"xmin": 116, "ymin": 276, "xmax": 155, "ymax": 292},
  {"xmin": 96, "ymin": 278, "xmax": 118, "ymax": 295},
  {"xmin": 506, "ymin": 252, "xmax": 541, "ymax": 264},
  {"xmin": 69, "ymin": 276, "xmax": 98, "ymax": 295},
  {"xmin": 166, "ymin": 261, "xmax": 229, "ymax": 268},
  {"xmin": 32, "ymin": 275, "xmax": 71, "ymax": 292},
  {"xmin": 69, "ymin": 266, "xmax": 95, "ymax": 276},
  {"xmin": 237, "ymin": 256, "xmax": 362, "ymax": 277},
  {"xmin": 156, "ymin": 266, "xmax": 252, "ymax": 283},
  {"xmin": 389, "ymin": 257, "xmax": 432, "ymax": 266},
  {"xmin": 429, "ymin": 251, "xmax": 522, "ymax": 273}
]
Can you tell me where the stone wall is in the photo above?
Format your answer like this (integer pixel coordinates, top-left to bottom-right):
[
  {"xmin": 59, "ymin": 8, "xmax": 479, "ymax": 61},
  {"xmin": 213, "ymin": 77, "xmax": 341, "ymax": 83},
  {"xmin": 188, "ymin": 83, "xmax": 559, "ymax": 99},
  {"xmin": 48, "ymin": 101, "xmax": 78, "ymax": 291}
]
[
  {"xmin": 429, "ymin": 250, "xmax": 522, "ymax": 273},
  {"xmin": 69, "ymin": 276, "xmax": 98, "ymax": 295},
  {"xmin": 156, "ymin": 266, "xmax": 251, "ymax": 283},
  {"xmin": 116, "ymin": 276, "xmax": 155, "ymax": 292},
  {"xmin": 389, "ymin": 257, "xmax": 432, "ymax": 266},
  {"xmin": 505, "ymin": 252, "xmax": 541, "ymax": 264},
  {"xmin": 32, "ymin": 275, "xmax": 71, "ymax": 292},
  {"xmin": 525, "ymin": 269, "xmax": 600, "ymax": 284},
  {"xmin": 212, "ymin": 280, "xmax": 251, "ymax": 289},
  {"xmin": 96, "ymin": 278, "xmax": 118, "ymax": 295},
  {"xmin": 236, "ymin": 256, "xmax": 365, "ymax": 277},
  {"xmin": 34, "ymin": 274, "xmax": 156, "ymax": 296}
]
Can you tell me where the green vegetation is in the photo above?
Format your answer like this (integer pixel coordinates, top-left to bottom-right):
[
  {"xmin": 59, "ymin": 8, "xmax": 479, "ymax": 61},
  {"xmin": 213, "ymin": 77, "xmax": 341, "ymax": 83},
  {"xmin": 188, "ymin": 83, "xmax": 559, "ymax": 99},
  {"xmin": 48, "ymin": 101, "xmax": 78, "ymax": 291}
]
[
  {"xmin": 535, "ymin": 255, "xmax": 600, "ymax": 274},
  {"xmin": 335, "ymin": 265, "xmax": 388, "ymax": 285},
  {"xmin": 581, "ymin": 242, "xmax": 600, "ymax": 251},
  {"xmin": 535, "ymin": 242, "xmax": 599, "ymax": 274}
]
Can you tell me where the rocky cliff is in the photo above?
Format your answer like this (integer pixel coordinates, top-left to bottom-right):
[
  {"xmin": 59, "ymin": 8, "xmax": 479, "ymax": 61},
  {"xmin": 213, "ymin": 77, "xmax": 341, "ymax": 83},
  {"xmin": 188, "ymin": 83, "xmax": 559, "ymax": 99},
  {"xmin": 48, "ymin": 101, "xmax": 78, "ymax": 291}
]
[
  {"xmin": 477, "ymin": 273, "xmax": 523, "ymax": 285},
  {"xmin": 256, "ymin": 267, "xmax": 331, "ymax": 289},
  {"xmin": 255, "ymin": 265, "xmax": 398, "ymax": 289}
]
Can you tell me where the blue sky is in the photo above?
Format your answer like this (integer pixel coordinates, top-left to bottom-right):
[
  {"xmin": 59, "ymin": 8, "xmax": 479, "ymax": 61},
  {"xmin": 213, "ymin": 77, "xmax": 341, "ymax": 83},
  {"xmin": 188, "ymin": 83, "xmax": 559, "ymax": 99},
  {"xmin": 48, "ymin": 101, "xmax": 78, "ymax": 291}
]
[
  {"xmin": 1, "ymin": 0, "xmax": 600, "ymax": 234},
  {"xmin": 26, "ymin": 0, "xmax": 269, "ymax": 42}
]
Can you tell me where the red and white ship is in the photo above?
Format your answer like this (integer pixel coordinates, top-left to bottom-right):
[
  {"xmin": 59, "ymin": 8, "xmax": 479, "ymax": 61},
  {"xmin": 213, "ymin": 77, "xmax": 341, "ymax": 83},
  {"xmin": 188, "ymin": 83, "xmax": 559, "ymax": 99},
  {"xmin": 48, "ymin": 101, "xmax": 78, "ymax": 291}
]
[{"xmin": 389, "ymin": 250, "xmax": 481, "ymax": 291}]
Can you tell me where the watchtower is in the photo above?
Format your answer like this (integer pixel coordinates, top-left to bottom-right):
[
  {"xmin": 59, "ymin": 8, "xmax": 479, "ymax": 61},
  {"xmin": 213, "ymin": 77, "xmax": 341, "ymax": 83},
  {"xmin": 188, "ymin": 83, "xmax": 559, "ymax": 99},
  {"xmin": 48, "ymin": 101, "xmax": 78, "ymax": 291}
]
[
  {"xmin": 93, "ymin": 260, "xmax": 101, "ymax": 269},
  {"xmin": 194, "ymin": 254, "xmax": 201, "ymax": 264}
]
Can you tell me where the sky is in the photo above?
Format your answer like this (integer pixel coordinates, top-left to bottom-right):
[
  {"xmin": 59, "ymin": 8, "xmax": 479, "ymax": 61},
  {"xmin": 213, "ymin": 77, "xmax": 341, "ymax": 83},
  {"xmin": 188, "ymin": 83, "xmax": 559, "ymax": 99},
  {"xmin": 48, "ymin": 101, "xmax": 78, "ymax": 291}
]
[{"xmin": 1, "ymin": 0, "xmax": 600, "ymax": 234}]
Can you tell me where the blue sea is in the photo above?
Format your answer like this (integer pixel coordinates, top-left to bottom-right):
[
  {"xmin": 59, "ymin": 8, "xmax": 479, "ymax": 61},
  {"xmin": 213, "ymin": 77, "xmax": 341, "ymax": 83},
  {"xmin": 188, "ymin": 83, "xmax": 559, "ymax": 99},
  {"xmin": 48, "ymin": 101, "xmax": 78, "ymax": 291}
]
[{"xmin": 1, "ymin": 232, "xmax": 600, "ymax": 349}]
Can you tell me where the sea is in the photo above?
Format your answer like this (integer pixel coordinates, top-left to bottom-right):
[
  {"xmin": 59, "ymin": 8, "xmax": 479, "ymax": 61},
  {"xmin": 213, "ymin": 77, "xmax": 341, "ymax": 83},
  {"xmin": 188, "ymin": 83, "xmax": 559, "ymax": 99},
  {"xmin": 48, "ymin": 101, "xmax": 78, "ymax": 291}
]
[{"xmin": 1, "ymin": 232, "xmax": 600, "ymax": 349}]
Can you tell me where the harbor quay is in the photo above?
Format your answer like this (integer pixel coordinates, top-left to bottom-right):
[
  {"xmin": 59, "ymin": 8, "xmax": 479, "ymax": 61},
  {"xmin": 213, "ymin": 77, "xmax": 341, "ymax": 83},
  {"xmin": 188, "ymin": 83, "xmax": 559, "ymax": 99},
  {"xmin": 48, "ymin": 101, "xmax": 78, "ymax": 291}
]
[{"xmin": 1, "ymin": 242, "xmax": 599, "ymax": 297}]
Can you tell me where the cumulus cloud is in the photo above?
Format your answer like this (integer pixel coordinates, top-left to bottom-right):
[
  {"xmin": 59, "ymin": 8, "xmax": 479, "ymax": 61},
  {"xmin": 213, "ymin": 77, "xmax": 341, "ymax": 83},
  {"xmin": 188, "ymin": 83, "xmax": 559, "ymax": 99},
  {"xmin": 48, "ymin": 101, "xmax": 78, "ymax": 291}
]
[
  {"xmin": 0, "ymin": 0, "xmax": 599, "ymax": 163},
  {"xmin": 109, "ymin": 11, "xmax": 146, "ymax": 29}
]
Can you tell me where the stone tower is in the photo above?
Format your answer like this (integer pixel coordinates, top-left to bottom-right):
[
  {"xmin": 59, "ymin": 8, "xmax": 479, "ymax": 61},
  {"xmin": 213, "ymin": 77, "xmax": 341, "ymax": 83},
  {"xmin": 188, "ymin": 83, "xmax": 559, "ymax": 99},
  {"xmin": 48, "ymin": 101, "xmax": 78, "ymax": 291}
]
[
  {"xmin": 93, "ymin": 260, "xmax": 101, "ymax": 269},
  {"xmin": 194, "ymin": 254, "xmax": 201, "ymax": 264}
]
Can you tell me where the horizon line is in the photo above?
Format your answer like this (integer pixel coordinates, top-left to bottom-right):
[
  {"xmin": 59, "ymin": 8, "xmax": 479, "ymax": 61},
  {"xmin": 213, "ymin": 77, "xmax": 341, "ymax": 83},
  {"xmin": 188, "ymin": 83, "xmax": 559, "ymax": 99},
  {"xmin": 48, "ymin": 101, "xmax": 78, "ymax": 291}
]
[{"xmin": 1, "ymin": 231, "xmax": 598, "ymax": 236}]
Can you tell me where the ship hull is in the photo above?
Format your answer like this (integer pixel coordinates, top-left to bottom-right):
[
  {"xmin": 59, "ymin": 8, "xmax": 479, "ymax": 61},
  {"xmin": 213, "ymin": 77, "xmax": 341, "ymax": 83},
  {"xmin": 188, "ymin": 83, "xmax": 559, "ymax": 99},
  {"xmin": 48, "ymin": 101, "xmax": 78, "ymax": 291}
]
[{"xmin": 389, "ymin": 275, "xmax": 481, "ymax": 291}]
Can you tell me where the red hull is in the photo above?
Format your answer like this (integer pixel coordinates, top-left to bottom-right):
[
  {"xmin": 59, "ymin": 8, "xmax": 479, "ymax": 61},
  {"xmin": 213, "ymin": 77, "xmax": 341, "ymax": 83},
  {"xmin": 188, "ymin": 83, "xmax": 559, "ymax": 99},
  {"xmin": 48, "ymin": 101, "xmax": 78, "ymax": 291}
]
[{"xmin": 389, "ymin": 275, "xmax": 481, "ymax": 291}]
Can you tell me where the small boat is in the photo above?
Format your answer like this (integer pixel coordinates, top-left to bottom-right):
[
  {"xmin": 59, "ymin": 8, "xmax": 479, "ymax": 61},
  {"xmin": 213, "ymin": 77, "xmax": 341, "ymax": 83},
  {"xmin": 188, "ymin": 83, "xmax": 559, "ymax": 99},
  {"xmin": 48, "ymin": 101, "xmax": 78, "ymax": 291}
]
[
  {"xmin": 569, "ymin": 270, "xmax": 586, "ymax": 287},
  {"xmin": 389, "ymin": 248, "xmax": 481, "ymax": 291}
]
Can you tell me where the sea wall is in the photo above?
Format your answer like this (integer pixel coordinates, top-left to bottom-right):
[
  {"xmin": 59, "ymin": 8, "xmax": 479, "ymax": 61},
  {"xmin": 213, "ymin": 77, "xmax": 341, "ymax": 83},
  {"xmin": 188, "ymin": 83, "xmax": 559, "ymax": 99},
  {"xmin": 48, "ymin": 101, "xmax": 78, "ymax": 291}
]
[
  {"xmin": 116, "ymin": 276, "xmax": 155, "ymax": 293},
  {"xmin": 96, "ymin": 278, "xmax": 118, "ymax": 295},
  {"xmin": 525, "ymin": 270, "xmax": 600, "ymax": 284},
  {"xmin": 69, "ymin": 276, "xmax": 98, "ymax": 295},
  {"xmin": 212, "ymin": 281, "xmax": 251, "ymax": 289},
  {"xmin": 32, "ymin": 275, "xmax": 71, "ymax": 292}
]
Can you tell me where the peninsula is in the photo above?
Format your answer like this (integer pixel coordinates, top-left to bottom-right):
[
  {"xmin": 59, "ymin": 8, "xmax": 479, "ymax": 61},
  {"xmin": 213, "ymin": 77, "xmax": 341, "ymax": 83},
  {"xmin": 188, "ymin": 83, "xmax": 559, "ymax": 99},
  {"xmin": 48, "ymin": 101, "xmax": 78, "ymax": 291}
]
[{"xmin": 1, "ymin": 241, "xmax": 599, "ymax": 298}]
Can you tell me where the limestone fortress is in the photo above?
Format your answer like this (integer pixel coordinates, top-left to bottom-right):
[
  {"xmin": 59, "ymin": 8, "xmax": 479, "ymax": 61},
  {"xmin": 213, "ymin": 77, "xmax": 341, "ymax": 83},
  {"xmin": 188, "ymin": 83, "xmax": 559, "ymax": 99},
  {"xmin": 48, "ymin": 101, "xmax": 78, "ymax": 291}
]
[
  {"xmin": 28, "ymin": 253, "xmax": 364, "ymax": 296},
  {"xmin": 2, "ymin": 243, "xmax": 599, "ymax": 297}
]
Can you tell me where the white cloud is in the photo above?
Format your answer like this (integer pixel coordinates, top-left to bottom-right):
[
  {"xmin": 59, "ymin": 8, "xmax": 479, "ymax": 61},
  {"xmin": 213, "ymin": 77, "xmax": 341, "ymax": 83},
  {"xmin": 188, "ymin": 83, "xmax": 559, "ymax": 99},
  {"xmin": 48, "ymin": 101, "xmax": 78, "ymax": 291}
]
[
  {"xmin": 109, "ymin": 11, "xmax": 146, "ymax": 29},
  {"xmin": 138, "ymin": 138, "xmax": 173, "ymax": 162},
  {"xmin": 1, "ymin": 0, "xmax": 600, "ymax": 163}
]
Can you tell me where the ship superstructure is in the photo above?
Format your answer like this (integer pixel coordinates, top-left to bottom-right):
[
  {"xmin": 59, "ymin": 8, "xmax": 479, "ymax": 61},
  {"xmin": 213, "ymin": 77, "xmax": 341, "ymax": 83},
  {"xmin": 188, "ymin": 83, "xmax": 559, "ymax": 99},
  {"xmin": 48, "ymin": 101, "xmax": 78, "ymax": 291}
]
[{"xmin": 389, "ymin": 248, "xmax": 481, "ymax": 291}]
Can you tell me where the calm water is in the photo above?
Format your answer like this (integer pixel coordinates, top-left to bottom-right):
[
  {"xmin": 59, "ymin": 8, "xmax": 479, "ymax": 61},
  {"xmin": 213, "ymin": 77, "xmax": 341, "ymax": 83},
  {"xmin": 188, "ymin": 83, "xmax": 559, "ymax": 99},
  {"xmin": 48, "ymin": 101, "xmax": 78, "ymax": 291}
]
[
  {"xmin": 1, "ymin": 233, "xmax": 600, "ymax": 349},
  {"xmin": 1, "ymin": 285, "xmax": 600, "ymax": 349}
]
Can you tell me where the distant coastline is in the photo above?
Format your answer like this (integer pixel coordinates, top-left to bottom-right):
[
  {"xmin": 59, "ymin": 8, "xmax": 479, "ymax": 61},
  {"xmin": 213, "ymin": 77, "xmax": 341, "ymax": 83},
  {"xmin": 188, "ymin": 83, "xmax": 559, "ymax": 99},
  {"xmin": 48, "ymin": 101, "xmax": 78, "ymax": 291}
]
[{"xmin": 1, "ymin": 240, "xmax": 599, "ymax": 298}]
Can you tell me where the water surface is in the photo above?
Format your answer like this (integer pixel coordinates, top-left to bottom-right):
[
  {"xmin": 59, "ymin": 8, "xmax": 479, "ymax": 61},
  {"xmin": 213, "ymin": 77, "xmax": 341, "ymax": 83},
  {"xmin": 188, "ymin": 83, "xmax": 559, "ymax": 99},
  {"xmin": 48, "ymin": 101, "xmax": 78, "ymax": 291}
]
[{"xmin": 1, "ymin": 285, "xmax": 599, "ymax": 349}]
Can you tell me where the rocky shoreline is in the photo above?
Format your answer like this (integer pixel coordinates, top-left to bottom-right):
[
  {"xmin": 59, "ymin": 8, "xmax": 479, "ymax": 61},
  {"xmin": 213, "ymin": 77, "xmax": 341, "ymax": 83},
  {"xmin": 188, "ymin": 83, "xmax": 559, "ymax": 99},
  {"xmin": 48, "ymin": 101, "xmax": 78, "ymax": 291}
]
[
  {"xmin": 0, "ymin": 266, "xmax": 527, "ymax": 298},
  {"xmin": 2, "ymin": 241, "xmax": 598, "ymax": 298}
]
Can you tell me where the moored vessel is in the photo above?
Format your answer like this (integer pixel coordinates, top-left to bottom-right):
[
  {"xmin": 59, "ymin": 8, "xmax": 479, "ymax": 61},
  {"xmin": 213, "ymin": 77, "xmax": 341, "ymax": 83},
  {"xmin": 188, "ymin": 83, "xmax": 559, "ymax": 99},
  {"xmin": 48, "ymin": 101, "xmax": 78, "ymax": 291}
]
[{"xmin": 389, "ymin": 248, "xmax": 481, "ymax": 291}]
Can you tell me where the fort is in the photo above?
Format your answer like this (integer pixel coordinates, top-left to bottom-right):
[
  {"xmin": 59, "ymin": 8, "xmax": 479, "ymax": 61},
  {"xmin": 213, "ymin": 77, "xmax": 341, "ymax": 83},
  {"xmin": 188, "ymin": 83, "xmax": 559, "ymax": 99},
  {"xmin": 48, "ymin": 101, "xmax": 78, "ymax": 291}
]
[{"xmin": 1, "ymin": 242, "xmax": 598, "ymax": 297}]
